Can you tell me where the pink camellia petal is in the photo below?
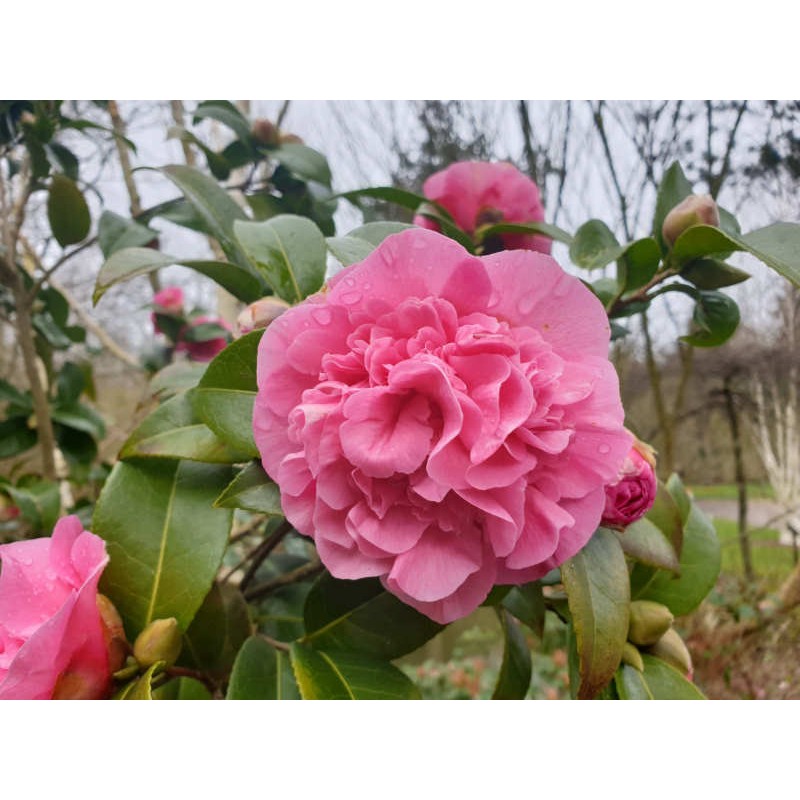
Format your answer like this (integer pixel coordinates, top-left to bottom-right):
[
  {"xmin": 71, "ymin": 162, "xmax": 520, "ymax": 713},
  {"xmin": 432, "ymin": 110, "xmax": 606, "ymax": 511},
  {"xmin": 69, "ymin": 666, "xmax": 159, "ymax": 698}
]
[
  {"xmin": 0, "ymin": 516, "xmax": 113, "ymax": 700},
  {"xmin": 413, "ymin": 161, "xmax": 551, "ymax": 255},
  {"xmin": 254, "ymin": 226, "xmax": 631, "ymax": 624}
]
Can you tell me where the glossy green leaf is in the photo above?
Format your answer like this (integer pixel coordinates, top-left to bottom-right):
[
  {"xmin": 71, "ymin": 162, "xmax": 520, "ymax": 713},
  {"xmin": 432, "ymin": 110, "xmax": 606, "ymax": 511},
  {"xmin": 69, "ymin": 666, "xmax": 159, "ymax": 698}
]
[
  {"xmin": 0, "ymin": 417, "xmax": 37, "ymax": 459},
  {"xmin": 153, "ymin": 676, "xmax": 212, "ymax": 700},
  {"xmin": 619, "ymin": 237, "xmax": 662, "ymax": 291},
  {"xmin": 160, "ymin": 165, "xmax": 250, "ymax": 268},
  {"xmin": 474, "ymin": 220, "xmax": 573, "ymax": 246},
  {"xmin": 618, "ymin": 519, "xmax": 680, "ymax": 574},
  {"xmin": 615, "ymin": 664, "xmax": 653, "ymax": 699},
  {"xmin": 347, "ymin": 221, "xmax": 414, "ymax": 246},
  {"xmin": 214, "ymin": 460, "xmax": 283, "ymax": 514},
  {"xmin": 665, "ymin": 473, "xmax": 691, "ymax": 524},
  {"xmin": 94, "ymin": 247, "xmax": 264, "ymax": 305},
  {"xmin": 646, "ymin": 480, "xmax": 684, "ymax": 557},
  {"xmin": 682, "ymin": 290, "xmax": 740, "ymax": 348},
  {"xmin": 234, "ymin": 215, "xmax": 327, "ymax": 303},
  {"xmin": 632, "ymin": 502, "xmax": 720, "ymax": 617},
  {"xmin": 680, "ymin": 258, "xmax": 750, "ymax": 289},
  {"xmin": 326, "ymin": 235, "xmax": 374, "ymax": 268},
  {"xmin": 193, "ymin": 330, "xmax": 262, "ymax": 458},
  {"xmin": 290, "ymin": 642, "xmax": 421, "ymax": 700},
  {"xmin": 181, "ymin": 582, "xmax": 252, "ymax": 678},
  {"xmin": 738, "ymin": 222, "xmax": 800, "ymax": 288},
  {"xmin": 569, "ymin": 219, "xmax": 620, "ymax": 269},
  {"xmin": 561, "ymin": 528, "xmax": 630, "ymax": 699},
  {"xmin": 491, "ymin": 609, "xmax": 532, "ymax": 699},
  {"xmin": 120, "ymin": 662, "xmax": 163, "ymax": 700},
  {"xmin": 672, "ymin": 225, "xmax": 741, "ymax": 264},
  {"xmin": 97, "ymin": 211, "xmax": 158, "ymax": 258},
  {"xmin": 93, "ymin": 459, "xmax": 234, "ymax": 638},
  {"xmin": 120, "ymin": 391, "xmax": 249, "ymax": 463},
  {"xmin": 501, "ymin": 582, "xmax": 545, "ymax": 638},
  {"xmin": 150, "ymin": 362, "xmax": 207, "ymax": 399},
  {"xmin": 47, "ymin": 174, "xmax": 90, "ymax": 247},
  {"xmin": 638, "ymin": 654, "xmax": 705, "ymax": 699},
  {"xmin": 192, "ymin": 100, "xmax": 253, "ymax": 143},
  {"xmin": 227, "ymin": 636, "xmax": 300, "ymax": 699},
  {"xmin": 271, "ymin": 143, "xmax": 332, "ymax": 188},
  {"xmin": 302, "ymin": 573, "xmax": 442, "ymax": 660},
  {"xmin": 653, "ymin": 162, "xmax": 693, "ymax": 249}
]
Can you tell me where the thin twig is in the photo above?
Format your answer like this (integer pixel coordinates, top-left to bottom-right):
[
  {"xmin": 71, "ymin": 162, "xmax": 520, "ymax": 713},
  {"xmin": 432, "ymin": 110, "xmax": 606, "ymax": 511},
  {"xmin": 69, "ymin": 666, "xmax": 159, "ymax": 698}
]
[
  {"xmin": 237, "ymin": 519, "xmax": 294, "ymax": 591},
  {"xmin": 590, "ymin": 100, "xmax": 631, "ymax": 241},
  {"xmin": 244, "ymin": 558, "xmax": 324, "ymax": 602},
  {"xmin": 276, "ymin": 100, "xmax": 291, "ymax": 130}
]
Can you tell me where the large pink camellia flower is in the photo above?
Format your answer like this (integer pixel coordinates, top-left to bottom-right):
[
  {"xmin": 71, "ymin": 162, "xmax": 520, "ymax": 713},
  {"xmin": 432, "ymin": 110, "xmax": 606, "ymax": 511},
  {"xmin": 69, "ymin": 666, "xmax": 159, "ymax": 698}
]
[
  {"xmin": 413, "ymin": 161, "xmax": 552, "ymax": 255},
  {"xmin": 0, "ymin": 516, "xmax": 113, "ymax": 699},
  {"xmin": 253, "ymin": 229, "xmax": 631, "ymax": 624}
]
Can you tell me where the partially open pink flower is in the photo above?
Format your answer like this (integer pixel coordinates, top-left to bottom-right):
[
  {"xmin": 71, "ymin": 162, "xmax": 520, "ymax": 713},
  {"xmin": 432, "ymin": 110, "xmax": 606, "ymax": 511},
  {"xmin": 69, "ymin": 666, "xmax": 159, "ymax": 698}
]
[
  {"xmin": 151, "ymin": 286, "xmax": 185, "ymax": 335},
  {"xmin": 254, "ymin": 229, "xmax": 631, "ymax": 624},
  {"xmin": 601, "ymin": 439, "xmax": 657, "ymax": 528},
  {"xmin": 0, "ymin": 516, "xmax": 113, "ymax": 699},
  {"xmin": 413, "ymin": 161, "xmax": 552, "ymax": 255},
  {"xmin": 176, "ymin": 316, "xmax": 232, "ymax": 362}
]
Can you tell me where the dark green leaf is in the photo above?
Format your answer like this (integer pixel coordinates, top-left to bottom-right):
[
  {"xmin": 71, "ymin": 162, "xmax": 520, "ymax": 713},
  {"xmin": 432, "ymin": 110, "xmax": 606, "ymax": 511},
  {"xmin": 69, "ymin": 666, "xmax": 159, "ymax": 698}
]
[
  {"xmin": 47, "ymin": 174, "xmax": 91, "ymax": 247},
  {"xmin": 150, "ymin": 362, "xmax": 207, "ymax": 399},
  {"xmin": 491, "ymin": 609, "xmax": 532, "ymax": 699},
  {"xmin": 32, "ymin": 312, "xmax": 72, "ymax": 349},
  {"xmin": 271, "ymin": 143, "xmax": 332, "ymax": 188},
  {"xmin": 213, "ymin": 460, "xmax": 283, "ymax": 514},
  {"xmin": 121, "ymin": 390, "xmax": 251, "ymax": 463},
  {"xmin": 501, "ymin": 582, "xmax": 545, "ymax": 638},
  {"xmin": 665, "ymin": 473, "xmax": 691, "ymax": 524},
  {"xmin": 617, "ymin": 519, "xmax": 680, "ymax": 574},
  {"xmin": 561, "ymin": 528, "xmax": 630, "ymax": 699},
  {"xmin": 615, "ymin": 664, "xmax": 653, "ymax": 699},
  {"xmin": 180, "ymin": 321, "xmax": 231, "ymax": 343},
  {"xmin": 290, "ymin": 643, "xmax": 421, "ymax": 700},
  {"xmin": 97, "ymin": 211, "xmax": 158, "ymax": 258},
  {"xmin": 0, "ymin": 379, "xmax": 32, "ymax": 412},
  {"xmin": 55, "ymin": 427, "xmax": 97, "ymax": 467},
  {"xmin": 569, "ymin": 220, "xmax": 621, "ymax": 269},
  {"xmin": 646, "ymin": 480, "xmax": 684, "ymax": 557},
  {"xmin": 414, "ymin": 203, "xmax": 475, "ymax": 250},
  {"xmin": 181, "ymin": 582, "xmax": 252, "ymax": 678},
  {"xmin": 336, "ymin": 186, "xmax": 431, "ymax": 212},
  {"xmin": 40, "ymin": 286, "xmax": 70, "ymax": 328},
  {"xmin": 153, "ymin": 676, "xmax": 212, "ymax": 700},
  {"xmin": 639, "ymin": 654, "xmax": 705, "ymax": 699},
  {"xmin": 682, "ymin": 290, "xmax": 740, "ymax": 348},
  {"xmin": 51, "ymin": 402, "xmax": 106, "ymax": 440},
  {"xmin": 121, "ymin": 662, "xmax": 162, "ymax": 700},
  {"xmin": 93, "ymin": 459, "xmax": 234, "ymax": 638},
  {"xmin": 672, "ymin": 224, "xmax": 742, "ymax": 264},
  {"xmin": 474, "ymin": 220, "xmax": 573, "ymax": 246},
  {"xmin": 738, "ymin": 222, "xmax": 800, "ymax": 288},
  {"xmin": 46, "ymin": 142, "xmax": 79, "ymax": 181},
  {"xmin": 193, "ymin": 330, "xmax": 263, "ymax": 458},
  {"xmin": 167, "ymin": 126, "xmax": 232, "ymax": 181},
  {"xmin": 94, "ymin": 247, "xmax": 264, "ymax": 305},
  {"xmin": 653, "ymin": 162, "xmax": 693, "ymax": 249},
  {"xmin": 680, "ymin": 258, "xmax": 750, "ymax": 290},
  {"xmin": 234, "ymin": 215, "xmax": 327, "ymax": 303},
  {"xmin": 303, "ymin": 573, "xmax": 442, "ymax": 660},
  {"xmin": 632, "ymin": 501, "xmax": 720, "ymax": 617},
  {"xmin": 192, "ymin": 100, "xmax": 253, "ymax": 143},
  {"xmin": 6, "ymin": 479, "xmax": 59, "ymax": 532},
  {"xmin": 160, "ymin": 165, "xmax": 250, "ymax": 268},
  {"xmin": 619, "ymin": 237, "xmax": 662, "ymax": 291},
  {"xmin": 226, "ymin": 636, "xmax": 300, "ymax": 699}
]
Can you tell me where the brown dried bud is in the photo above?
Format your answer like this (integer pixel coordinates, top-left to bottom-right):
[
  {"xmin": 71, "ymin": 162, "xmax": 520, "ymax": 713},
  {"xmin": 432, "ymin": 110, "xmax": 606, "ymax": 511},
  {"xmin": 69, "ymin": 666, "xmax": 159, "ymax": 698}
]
[
  {"xmin": 628, "ymin": 600, "xmax": 674, "ymax": 647},
  {"xmin": 646, "ymin": 628, "xmax": 693, "ymax": 678},
  {"xmin": 662, "ymin": 194, "xmax": 720, "ymax": 246},
  {"xmin": 237, "ymin": 296, "xmax": 291, "ymax": 336},
  {"xmin": 133, "ymin": 617, "xmax": 182, "ymax": 669},
  {"xmin": 279, "ymin": 132, "xmax": 304, "ymax": 145},
  {"xmin": 252, "ymin": 118, "xmax": 280, "ymax": 146}
]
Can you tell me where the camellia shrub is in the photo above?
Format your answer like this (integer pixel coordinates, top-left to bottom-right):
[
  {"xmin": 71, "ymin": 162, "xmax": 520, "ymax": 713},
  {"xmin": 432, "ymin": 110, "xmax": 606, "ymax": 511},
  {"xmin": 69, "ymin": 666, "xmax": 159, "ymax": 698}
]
[{"xmin": 4, "ymin": 102, "xmax": 800, "ymax": 700}]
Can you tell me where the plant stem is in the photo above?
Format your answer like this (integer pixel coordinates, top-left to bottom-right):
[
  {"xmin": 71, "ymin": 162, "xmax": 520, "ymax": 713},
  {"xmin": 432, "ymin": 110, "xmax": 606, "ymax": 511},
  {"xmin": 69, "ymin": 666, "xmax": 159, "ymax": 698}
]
[{"xmin": 243, "ymin": 558, "xmax": 324, "ymax": 603}]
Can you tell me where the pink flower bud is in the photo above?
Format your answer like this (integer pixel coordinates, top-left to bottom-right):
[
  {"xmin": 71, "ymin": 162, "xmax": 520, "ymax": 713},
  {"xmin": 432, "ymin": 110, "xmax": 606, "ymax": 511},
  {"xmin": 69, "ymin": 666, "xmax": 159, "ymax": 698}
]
[
  {"xmin": 237, "ymin": 296, "xmax": 291, "ymax": 335},
  {"xmin": 661, "ymin": 194, "xmax": 720, "ymax": 245},
  {"xmin": 175, "ymin": 316, "xmax": 232, "ymax": 362},
  {"xmin": 601, "ymin": 438, "xmax": 658, "ymax": 528},
  {"xmin": 152, "ymin": 286, "xmax": 184, "ymax": 314}
]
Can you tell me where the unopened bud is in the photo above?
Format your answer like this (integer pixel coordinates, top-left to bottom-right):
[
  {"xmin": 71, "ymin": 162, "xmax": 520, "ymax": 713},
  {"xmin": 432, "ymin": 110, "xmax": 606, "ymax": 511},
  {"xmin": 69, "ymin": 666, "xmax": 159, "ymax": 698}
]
[
  {"xmin": 646, "ymin": 627, "xmax": 693, "ymax": 678},
  {"xmin": 628, "ymin": 600, "xmax": 674, "ymax": 646},
  {"xmin": 133, "ymin": 617, "xmax": 182, "ymax": 669},
  {"xmin": 631, "ymin": 434, "xmax": 657, "ymax": 470},
  {"xmin": 621, "ymin": 641, "xmax": 644, "ymax": 672},
  {"xmin": 97, "ymin": 593, "xmax": 129, "ymax": 673},
  {"xmin": 252, "ymin": 118, "xmax": 279, "ymax": 146},
  {"xmin": 279, "ymin": 132, "xmax": 304, "ymax": 145},
  {"xmin": 662, "ymin": 194, "xmax": 720, "ymax": 245},
  {"xmin": 19, "ymin": 111, "xmax": 37, "ymax": 126},
  {"xmin": 237, "ymin": 296, "xmax": 291, "ymax": 335}
]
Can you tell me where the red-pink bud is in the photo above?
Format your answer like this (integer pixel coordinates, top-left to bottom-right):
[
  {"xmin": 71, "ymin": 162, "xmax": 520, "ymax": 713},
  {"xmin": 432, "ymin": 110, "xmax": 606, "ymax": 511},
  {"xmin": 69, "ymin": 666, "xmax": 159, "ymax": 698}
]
[
  {"xmin": 601, "ymin": 436, "xmax": 658, "ymax": 528},
  {"xmin": 662, "ymin": 194, "xmax": 720, "ymax": 245}
]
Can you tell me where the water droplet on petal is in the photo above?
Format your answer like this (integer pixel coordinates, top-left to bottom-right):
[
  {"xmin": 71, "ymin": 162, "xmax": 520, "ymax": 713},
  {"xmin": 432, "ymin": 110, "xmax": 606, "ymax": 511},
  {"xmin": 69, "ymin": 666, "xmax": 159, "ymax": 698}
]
[
  {"xmin": 344, "ymin": 276, "xmax": 356, "ymax": 287},
  {"xmin": 598, "ymin": 443, "xmax": 611, "ymax": 455},
  {"xmin": 342, "ymin": 291, "xmax": 362, "ymax": 306},
  {"xmin": 312, "ymin": 308, "xmax": 332, "ymax": 326},
  {"xmin": 517, "ymin": 294, "xmax": 536, "ymax": 315}
]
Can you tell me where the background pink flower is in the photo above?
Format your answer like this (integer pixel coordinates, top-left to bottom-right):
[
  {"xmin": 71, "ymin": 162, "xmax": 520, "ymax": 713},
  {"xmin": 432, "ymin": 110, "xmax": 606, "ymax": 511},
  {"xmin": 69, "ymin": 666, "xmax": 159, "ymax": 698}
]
[
  {"xmin": 413, "ymin": 161, "xmax": 552, "ymax": 254},
  {"xmin": 0, "ymin": 516, "xmax": 112, "ymax": 699},
  {"xmin": 151, "ymin": 286, "xmax": 185, "ymax": 335},
  {"xmin": 255, "ymin": 229, "xmax": 631, "ymax": 624},
  {"xmin": 601, "ymin": 441, "xmax": 658, "ymax": 528},
  {"xmin": 176, "ymin": 316, "xmax": 232, "ymax": 362}
]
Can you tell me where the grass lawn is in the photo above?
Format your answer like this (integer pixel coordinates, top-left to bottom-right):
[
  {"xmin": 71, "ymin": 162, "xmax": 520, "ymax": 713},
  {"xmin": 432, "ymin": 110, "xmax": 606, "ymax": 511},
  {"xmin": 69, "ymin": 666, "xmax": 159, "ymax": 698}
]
[
  {"xmin": 689, "ymin": 483, "xmax": 775, "ymax": 501},
  {"xmin": 712, "ymin": 517, "xmax": 796, "ymax": 582}
]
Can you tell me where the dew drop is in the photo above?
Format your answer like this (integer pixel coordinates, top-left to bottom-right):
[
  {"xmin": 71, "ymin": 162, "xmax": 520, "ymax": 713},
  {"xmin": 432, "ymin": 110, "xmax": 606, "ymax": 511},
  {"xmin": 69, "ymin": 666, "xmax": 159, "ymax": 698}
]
[
  {"xmin": 344, "ymin": 276, "xmax": 356, "ymax": 287},
  {"xmin": 312, "ymin": 307, "xmax": 333, "ymax": 326},
  {"xmin": 341, "ymin": 291, "xmax": 363, "ymax": 306},
  {"xmin": 517, "ymin": 294, "xmax": 536, "ymax": 315},
  {"xmin": 598, "ymin": 443, "xmax": 611, "ymax": 455}
]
